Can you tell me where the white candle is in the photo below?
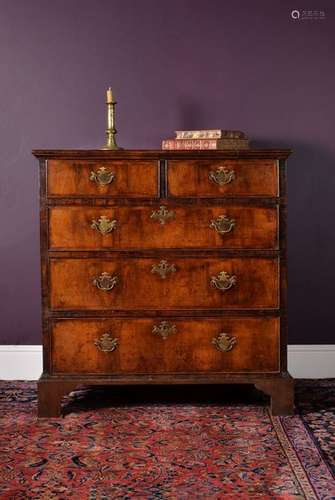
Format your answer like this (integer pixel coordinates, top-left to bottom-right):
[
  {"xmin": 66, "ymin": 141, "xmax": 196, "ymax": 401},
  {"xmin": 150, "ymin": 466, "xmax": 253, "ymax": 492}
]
[{"xmin": 106, "ymin": 87, "xmax": 113, "ymax": 103}]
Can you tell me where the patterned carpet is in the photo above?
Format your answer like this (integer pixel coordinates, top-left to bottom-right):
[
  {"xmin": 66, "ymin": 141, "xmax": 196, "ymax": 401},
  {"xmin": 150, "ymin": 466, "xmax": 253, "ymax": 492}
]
[{"xmin": 0, "ymin": 381, "xmax": 334, "ymax": 499}]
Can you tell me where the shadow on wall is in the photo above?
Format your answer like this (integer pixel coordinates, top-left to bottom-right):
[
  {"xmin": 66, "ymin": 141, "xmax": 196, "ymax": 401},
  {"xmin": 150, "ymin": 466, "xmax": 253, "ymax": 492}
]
[{"xmin": 253, "ymin": 138, "xmax": 335, "ymax": 344}]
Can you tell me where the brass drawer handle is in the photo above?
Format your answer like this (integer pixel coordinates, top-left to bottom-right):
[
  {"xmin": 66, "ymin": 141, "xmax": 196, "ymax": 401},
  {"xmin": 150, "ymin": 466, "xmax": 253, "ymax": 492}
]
[
  {"xmin": 94, "ymin": 333, "xmax": 119, "ymax": 352},
  {"xmin": 212, "ymin": 333, "xmax": 237, "ymax": 352},
  {"xmin": 93, "ymin": 272, "xmax": 118, "ymax": 291},
  {"xmin": 90, "ymin": 166, "xmax": 115, "ymax": 186},
  {"xmin": 210, "ymin": 215, "xmax": 235, "ymax": 235},
  {"xmin": 152, "ymin": 321, "xmax": 177, "ymax": 339},
  {"xmin": 151, "ymin": 260, "xmax": 176, "ymax": 279},
  {"xmin": 150, "ymin": 205, "xmax": 175, "ymax": 225},
  {"xmin": 211, "ymin": 271, "xmax": 237, "ymax": 291},
  {"xmin": 209, "ymin": 167, "xmax": 235, "ymax": 186},
  {"xmin": 91, "ymin": 216, "xmax": 117, "ymax": 235}
]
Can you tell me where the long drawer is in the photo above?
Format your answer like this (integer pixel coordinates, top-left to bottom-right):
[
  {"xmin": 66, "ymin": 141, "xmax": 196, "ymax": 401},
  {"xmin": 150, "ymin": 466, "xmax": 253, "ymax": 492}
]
[
  {"xmin": 49, "ymin": 205, "xmax": 278, "ymax": 250},
  {"xmin": 51, "ymin": 317, "xmax": 280, "ymax": 374},
  {"xmin": 167, "ymin": 159, "xmax": 278, "ymax": 197},
  {"xmin": 47, "ymin": 160, "xmax": 159, "ymax": 197},
  {"xmin": 50, "ymin": 257, "xmax": 279, "ymax": 310}
]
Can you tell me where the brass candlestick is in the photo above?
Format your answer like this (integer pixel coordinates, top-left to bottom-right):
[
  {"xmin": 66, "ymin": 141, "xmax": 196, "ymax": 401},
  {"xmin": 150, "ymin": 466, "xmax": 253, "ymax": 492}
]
[{"xmin": 102, "ymin": 99, "xmax": 122, "ymax": 150}]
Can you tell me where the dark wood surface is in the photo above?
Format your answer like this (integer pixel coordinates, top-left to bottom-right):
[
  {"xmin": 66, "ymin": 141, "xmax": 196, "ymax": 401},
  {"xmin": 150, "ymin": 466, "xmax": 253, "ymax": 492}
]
[
  {"xmin": 51, "ymin": 317, "xmax": 280, "ymax": 374},
  {"xmin": 33, "ymin": 149, "xmax": 292, "ymax": 160},
  {"xmin": 49, "ymin": 205, "xmax": 278, "ymax": 250},
  {"xmin": 37, "ymin": 374, "xmax": 294, "ymax": 417},
  {"xmin": 35, "ymin": 149, "xmax": 292, "ymax": 417}
]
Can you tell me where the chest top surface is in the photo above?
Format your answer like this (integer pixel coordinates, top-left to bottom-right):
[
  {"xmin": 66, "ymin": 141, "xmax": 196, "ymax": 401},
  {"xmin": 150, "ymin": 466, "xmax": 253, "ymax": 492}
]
[{"xmin": 33, "ymin": 149, "xmax": 291, "ymax": 159}]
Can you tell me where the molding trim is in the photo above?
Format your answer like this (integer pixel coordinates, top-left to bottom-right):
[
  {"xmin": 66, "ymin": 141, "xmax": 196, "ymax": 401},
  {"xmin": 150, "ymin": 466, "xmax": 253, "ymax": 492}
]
[
  {"xmin": 288, "ymin": 345, "xmax": 335, "ymax": 379},
  {"xmin": 0, "ymin": 345, "xmax": 334, "ymax": 381},
  {"xmin": 0, "ymin": 345, "xmax": 43, "ymax": 381}
]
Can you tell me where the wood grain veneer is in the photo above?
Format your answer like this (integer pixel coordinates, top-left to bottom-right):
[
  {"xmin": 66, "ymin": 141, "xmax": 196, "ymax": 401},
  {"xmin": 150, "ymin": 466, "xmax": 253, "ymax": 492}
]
[
  {"xmin": 49, "ymin": 205, "xmax": 278, "ymax": 250},
  {"xmin": 51, "ymin": 317, "xmax": 280, "ymax": 374},
  {"xmin": 49, "ymin": 257, "xmax": 279, "ymax": 310},
  {"xmin": 47, "ymin": 159, "xmax": 159, "ymax": 197},
  {"xmin": 34, "ymin": 149, "xmax": 293, "ymax": 417},
  {"xmin": 167, "ymin": 159, "xmax": 278, "ymax": 197}
]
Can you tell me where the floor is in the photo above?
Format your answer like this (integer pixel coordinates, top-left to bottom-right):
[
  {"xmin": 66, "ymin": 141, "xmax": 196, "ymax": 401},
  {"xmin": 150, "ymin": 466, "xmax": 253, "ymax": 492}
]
[{"xmin": 0, "ymin": 379, "xmax": 334, "ymax": 498}]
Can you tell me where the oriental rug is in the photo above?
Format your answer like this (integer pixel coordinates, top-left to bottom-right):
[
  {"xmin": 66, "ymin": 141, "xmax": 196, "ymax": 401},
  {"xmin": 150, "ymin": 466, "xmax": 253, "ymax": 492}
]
[{"xmin": 0, "ymin": 381, "xmax": 334, "ymax": 499}]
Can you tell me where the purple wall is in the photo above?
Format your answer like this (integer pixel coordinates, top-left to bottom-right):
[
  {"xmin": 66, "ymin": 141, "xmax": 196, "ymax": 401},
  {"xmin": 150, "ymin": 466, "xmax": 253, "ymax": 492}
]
[{"xmin": 0, "ymin": 0, "xmax": 334, "ymax": 344}]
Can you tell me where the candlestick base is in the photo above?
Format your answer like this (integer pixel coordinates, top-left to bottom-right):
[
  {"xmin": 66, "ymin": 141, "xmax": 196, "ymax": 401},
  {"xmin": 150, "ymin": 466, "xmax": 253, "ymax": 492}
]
[
  {"xmin": 101, "ymin": 143, "xmax": 123, "ymax": 151},
  {"xmin": 102, "ymin": 129, "xmax": 123, "ymax": 150}
]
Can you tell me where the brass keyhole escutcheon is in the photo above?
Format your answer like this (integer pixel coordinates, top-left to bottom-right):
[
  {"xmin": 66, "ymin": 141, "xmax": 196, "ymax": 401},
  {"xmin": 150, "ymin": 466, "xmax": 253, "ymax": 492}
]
[
  {"xmin": 151, "ymin": 260, "xmax": 176, "ymax": 279},
  {"xmin": 152, "ymin": 321, "xmax": 177, "ymax": 339},
  {"xmin": 150, "ymin": 205, "xmax": 175, "ymax": 225}
]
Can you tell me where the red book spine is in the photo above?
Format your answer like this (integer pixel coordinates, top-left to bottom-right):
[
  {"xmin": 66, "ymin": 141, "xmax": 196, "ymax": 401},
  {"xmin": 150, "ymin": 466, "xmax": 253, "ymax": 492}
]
[
  {"xmin": 162, "ymin": 139, "xmax": 219, "ymax": 150},
  {"xmin": 161, "ymin": 139, "xmax": 249, "ymax": 150}
]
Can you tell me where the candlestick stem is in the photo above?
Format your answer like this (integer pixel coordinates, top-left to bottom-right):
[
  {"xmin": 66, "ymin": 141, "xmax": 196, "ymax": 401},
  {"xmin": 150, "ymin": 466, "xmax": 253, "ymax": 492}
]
[{"xmin": 102, "ymin": 101, "xmax": 122, "ymax": 150}]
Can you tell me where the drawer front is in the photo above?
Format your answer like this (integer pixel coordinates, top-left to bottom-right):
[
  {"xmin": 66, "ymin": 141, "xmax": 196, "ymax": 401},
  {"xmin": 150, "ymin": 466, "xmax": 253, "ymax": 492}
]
[
  {"xmin": 47, "ymin": 160, "xmax": 159, "ymax": 197},
  {"xmin": 49, "ymin": 205, "xmax": 278, "ymax": 250},
  {"xmin": 167, "ymin": 159, "xmax": 278, "ymax": 197},
  {"xmin": 50, "ymin": 257, "xmax": 278, "ymax": 310},
  {"xmin": 51, "ymin": 317, "xmax": 280, "ymax": 374}
]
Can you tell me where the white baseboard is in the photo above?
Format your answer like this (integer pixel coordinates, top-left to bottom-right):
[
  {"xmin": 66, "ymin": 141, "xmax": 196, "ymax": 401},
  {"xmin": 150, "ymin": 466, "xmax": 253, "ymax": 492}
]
[
  {"xmin": 0, "ymin": 346, "xmax": 43, "ymax": 381},
  {"xmin": 288, "ymin": 345, "xmax": 335, "ymax": 378},
  {"xmin": 0, "ymin": 345, "xmax": 334, "ymax": 380}
]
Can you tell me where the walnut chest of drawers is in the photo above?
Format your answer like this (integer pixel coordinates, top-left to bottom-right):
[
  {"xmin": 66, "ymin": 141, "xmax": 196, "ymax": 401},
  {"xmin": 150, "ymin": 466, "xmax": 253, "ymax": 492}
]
[{"xmin": 33, "ymin": 149, "xmax": 293, "ymax": 417}]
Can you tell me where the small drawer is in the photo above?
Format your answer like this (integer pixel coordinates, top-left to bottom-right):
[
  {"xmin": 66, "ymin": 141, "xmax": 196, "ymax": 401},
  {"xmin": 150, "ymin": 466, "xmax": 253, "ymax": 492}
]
[
  {"xmin": 47, "ymin": 160, "xmax": 159, "ymax": 197},
  {"xmin": 167, "ymin": 159, "xmax": 278, "ymax": 197},
  {"xmin": 51, "ymin": 317, "xmax": 280, "ymax": 374},
  {"xmin": 50, "ymin": 257, "xmax": 279, "ymax": 310},
  {"xmin": 49, "ymin": 205, "xmax": 278, "ymax": 250}
]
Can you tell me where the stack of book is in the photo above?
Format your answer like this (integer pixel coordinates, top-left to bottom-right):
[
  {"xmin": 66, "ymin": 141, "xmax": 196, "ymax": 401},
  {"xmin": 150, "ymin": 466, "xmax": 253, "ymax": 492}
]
[{"xmin": 162, "ymin": 130, "xmax": 249, "ymax": 150}]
